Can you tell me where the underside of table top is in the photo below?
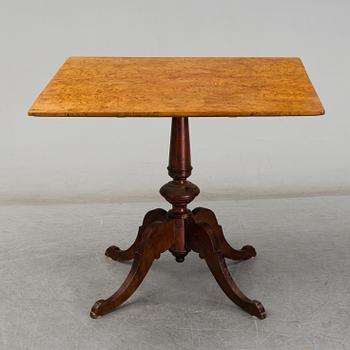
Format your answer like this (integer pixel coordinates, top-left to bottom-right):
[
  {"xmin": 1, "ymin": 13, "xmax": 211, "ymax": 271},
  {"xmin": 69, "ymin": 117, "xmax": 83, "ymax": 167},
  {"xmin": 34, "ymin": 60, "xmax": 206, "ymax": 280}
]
[{"xmin": 28, "ymin": 57, "xmax": 324, "ymax": 118}]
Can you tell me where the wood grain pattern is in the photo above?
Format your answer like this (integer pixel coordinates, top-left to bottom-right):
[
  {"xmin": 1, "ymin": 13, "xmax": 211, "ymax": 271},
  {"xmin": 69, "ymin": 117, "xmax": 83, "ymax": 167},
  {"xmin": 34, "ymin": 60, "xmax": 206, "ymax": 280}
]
[{"xmin": 28, "ymin": 57, "xmax": 324, "ymax": 117}]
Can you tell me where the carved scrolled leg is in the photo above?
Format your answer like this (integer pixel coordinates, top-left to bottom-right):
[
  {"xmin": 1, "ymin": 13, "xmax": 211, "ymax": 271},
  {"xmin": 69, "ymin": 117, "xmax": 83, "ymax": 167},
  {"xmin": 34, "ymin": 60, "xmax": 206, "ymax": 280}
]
[
  {"xmin": 105, "ymin": 239, "xmax": 139, "ymax": 262},
  {"xmin": 187, "ymin": 221, "xmax": 266, "ymax": 319},
  {"xmin": 192, "ymin": 207, "xmax": 256, "ymax": 261},
  {"xmin": 90, "ymin": 220, "xmax": 174, "ymax": 318},
  {"xmin": 105, "ymin": 208, "xmax": 168, "ymax": 262}
]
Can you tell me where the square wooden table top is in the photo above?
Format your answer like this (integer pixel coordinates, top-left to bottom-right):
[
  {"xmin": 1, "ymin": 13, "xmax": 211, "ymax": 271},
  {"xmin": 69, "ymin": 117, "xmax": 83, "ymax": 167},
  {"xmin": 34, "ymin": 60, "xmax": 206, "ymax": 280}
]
[{"xmin": 28, "ymin": 57, "xmax": 324, "ymax": 118}]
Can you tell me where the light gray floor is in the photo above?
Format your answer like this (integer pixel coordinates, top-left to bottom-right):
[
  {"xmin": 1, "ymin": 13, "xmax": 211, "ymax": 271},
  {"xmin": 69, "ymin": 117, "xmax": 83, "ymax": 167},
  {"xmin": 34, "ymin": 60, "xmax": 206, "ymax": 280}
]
[{"xmin": 0, "ymin": 196, "xmax": 349, "ymax": 350}]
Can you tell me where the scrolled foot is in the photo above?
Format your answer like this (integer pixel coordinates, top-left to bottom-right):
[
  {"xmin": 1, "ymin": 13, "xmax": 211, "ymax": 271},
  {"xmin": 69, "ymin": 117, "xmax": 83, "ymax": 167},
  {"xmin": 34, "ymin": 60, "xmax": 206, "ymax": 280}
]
[
  {"xmin": 240, "ymin": 245, "xmax": 257, "ymax": 258},
  {"xmin": 247, "ymin": 300, "xmax": 266, "ymax": 319},
  {"xmin": 224, "ymin": 244, "xmax": 257, "ymax": 261},
  {"xmin": 192, "ymin": 207, "xmax": 257, "ymax": 261},
  {"xmin": 90, "ymin": 299, "xmax": 105, "ymax": 319},
  {"xmin": 105, "ymin": 245, "xmax": 124, "ymax": 260},
  {"xmin": 105, "ymin": 208, "xmax": 168, "ymax": 262},
  {"xmin": 223, "ymin": 243, "xmax": 257, "ymax": 261},
  {"xmin": 105, "ymin": 228, "xmax": 141, "ymax": 262},
  {"xmin": 91, "ymin": 220, "xmax": 175, "ymax": 319},
  {"xmin": 187, "ymin": 221, "xmax": 266, "ymax": 319}
]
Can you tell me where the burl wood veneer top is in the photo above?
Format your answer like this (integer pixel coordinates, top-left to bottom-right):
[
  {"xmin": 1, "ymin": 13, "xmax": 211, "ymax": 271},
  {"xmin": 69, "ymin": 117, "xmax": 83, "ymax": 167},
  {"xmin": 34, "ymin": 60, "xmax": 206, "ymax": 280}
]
[{"xmin": 28, "ymin": 57, "xmax": 324, "ymax": 117}]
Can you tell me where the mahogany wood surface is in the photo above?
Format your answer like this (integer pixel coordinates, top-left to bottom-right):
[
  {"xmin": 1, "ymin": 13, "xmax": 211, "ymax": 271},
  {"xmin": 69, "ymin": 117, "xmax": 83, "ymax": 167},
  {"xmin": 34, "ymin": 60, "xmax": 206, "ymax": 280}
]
[
  {"xmin": 28, "ymin": 57, "xmax": 324, "ymax": 117},
  {"xmin": 91, "ymin": 118, "xmax": 266, "ymax": 319}
]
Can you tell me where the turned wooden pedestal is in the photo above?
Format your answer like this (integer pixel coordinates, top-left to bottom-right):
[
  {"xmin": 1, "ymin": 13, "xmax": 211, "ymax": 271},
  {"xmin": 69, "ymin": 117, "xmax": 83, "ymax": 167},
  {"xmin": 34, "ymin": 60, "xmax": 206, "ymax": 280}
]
[
  {"xmin": 90, "ymin": 117, "xmax": 266, "ymax": 319},
  {"xmin": 28, "ymin": 57, "xmax": 324, "ymax": 320}
]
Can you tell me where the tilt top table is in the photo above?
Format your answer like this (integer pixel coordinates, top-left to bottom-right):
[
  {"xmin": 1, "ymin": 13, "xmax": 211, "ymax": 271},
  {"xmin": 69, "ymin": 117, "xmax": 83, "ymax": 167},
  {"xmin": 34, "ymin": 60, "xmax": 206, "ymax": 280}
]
[{"xmin": 29, "ymin": 57, "xmax": 324, "ymax": 319}]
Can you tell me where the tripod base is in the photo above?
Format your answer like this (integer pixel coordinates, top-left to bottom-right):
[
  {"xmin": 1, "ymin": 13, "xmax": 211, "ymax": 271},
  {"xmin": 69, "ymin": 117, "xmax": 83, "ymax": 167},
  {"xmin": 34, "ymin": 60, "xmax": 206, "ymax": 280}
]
[{"xmin": 90, "ymin": 207, "xmax": 266, "ymax": 319}]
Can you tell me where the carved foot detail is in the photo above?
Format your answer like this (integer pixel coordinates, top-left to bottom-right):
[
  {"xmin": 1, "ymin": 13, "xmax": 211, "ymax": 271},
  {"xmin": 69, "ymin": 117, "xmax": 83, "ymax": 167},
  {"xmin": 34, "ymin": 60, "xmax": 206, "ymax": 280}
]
[
  {"xmin": 187, "ymin": 221, "xmax": 266, "ymax": 319},
  {"xmin": 105, "ymin": 245, "xmax": 134, "ymax": 262},
  {"xmin": 105, "ymin": 208, "xmax": 168, "ymax": 262},
  {"xmin": 90, "ymin": 299, "xmax": 105, "ymax": 319},
  {"xmin": 90, "ymin": 220, "xmax": 174, "ymax": 319},
  {"xmin": 192, "ymin": 207, "xmax": 257, "ymax": 261},
  {"xmin": 235, "ymin": 245, "xmax": 257, "ymax": 260}
]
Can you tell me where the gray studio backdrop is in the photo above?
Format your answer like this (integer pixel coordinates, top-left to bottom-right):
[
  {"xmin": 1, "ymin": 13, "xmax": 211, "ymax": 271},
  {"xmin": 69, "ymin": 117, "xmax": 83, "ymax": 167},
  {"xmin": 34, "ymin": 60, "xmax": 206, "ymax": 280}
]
[{"xmin": 0, "ymin": 0, "xmax": 349, "ymax": 204}]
